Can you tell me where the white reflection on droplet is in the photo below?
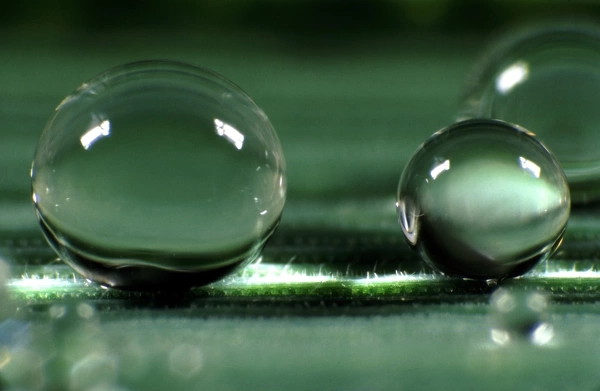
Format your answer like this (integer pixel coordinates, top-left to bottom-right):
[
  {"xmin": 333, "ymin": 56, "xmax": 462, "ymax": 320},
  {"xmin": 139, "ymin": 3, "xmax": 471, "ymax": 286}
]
[
  {"xmin": 492, "ymin": 290, "xmax": 516, "ymax": 313},
  {"xmin": 530, "ymin": 322, "xmax": 554, "ymax": 346},
  {"xmin": 496, "ymin": 61, "xmax": 529, "ymax": 94},
  {"xmin": 430, "ymin": 159, "xmax": 450, "ymax": 180},
  {"xmin": 519, "ymin": 156, "xmax": 541, "ymax": 178},
  {"xmin": 490, "ymin": 328, "xmax": 511, "ymax": 346},
  {"xmin": 398, "ymin": 198, "xmax": 419, "ymax": 245},
  {"xmin": 279, "ymin": 175, "xmax": 285, "ymax": 195},
  {"xmin": 214, "ymin": 118, "xmax": 244, "ymax": 150},
  {"xmin": 81, "ymin": 120, "xmax": 111, "ymax": 150}
]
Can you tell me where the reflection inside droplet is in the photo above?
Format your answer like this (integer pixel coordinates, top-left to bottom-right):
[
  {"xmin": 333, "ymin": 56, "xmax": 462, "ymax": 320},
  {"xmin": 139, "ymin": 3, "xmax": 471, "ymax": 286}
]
[
  {"xmin": 80, "ymin": 119, "xmax": 111, "ymax": 150},
  {"xmin": 31, "ymin": 60, "xmax": 287, "ymax": 290},
  {"xmin": 495, "ymin": 61, "xmax": 529, "ymax": 94}
]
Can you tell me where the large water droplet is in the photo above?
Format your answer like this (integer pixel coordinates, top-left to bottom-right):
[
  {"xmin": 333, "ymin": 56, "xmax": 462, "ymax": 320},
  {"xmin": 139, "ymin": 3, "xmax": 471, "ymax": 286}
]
[{"xmin": 31, "ymin": 61, "xmax": 286, "ymax": 290}]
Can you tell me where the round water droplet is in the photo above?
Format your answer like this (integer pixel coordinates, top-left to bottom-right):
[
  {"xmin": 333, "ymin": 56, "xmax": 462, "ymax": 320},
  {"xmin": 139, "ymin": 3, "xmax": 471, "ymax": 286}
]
[
  {"xmin": 31, "ymin": 61, "xmax": 286, "ymax": 290},
  {"xmin": 397, "ymin": 119, "xmax": 570, "ymax": 279},
  {"xmin": 489, "ymin": 288, "xmax": 553, "ymax": 346},
  {"xmin": 460, "ymin": 22, "xmax": 600, "ymax": 203}
]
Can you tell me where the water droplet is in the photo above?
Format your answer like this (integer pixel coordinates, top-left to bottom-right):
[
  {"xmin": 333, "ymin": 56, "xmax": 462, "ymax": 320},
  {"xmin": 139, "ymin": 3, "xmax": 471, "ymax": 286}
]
[
  {"xmin": 460, "ymin": 21, "xmax": 600, "ymax": 203},
  {"xmin": 31, "ymin": 60, "xmax": 286, "ymax": 290},
  {"xmin": 397, "ymin": 119, "xmax": 570, "ymax": 279},
  {"xmin": 489, "ymin": 288, "xmax": 553, "ymax": 346}
]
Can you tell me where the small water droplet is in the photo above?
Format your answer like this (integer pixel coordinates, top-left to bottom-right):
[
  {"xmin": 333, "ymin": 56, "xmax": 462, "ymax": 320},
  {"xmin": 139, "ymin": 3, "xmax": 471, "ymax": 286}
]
[
  {"xmin": 398, "ymin": 119, "xmax": 570, "ymax": 279},
  {"xmin": 489, "ymin": 287, "xmax": 553, "ymax": 346}
]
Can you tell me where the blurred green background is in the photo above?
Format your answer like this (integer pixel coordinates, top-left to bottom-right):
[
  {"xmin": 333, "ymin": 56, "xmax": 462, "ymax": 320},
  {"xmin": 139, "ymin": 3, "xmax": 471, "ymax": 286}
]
[
  {"xmin": 4, "ymin": 0, "xmax": 600, "ymax": 34},
  {"xmin": 3, "ymin": 0, "xmax": 600, "ymax": 209}
]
